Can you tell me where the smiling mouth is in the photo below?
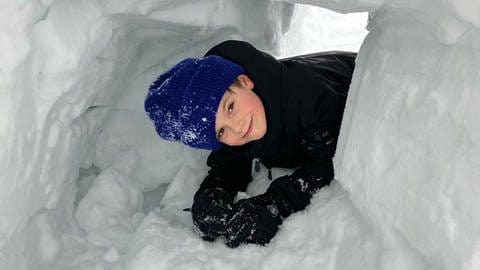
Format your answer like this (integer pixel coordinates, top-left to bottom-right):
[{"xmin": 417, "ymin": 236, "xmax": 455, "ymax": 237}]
[{"xmin": 243, "ymin": 116, "xmax": 253, "ymax": 139}]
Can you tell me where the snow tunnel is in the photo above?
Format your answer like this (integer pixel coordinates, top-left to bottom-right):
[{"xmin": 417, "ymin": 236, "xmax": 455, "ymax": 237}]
[{"xmin": 1, "ymin": 0, "xmax": 479, "ymax": 269}]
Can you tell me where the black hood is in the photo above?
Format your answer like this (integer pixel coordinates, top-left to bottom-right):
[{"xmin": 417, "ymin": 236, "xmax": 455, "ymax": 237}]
[
  {"xmin": 205, "ymin": 40, "xmax": 355, "ymax": 169},
  {"xmin": 205, "ymin": 40, "xmax": 287, "ymax": 166}
]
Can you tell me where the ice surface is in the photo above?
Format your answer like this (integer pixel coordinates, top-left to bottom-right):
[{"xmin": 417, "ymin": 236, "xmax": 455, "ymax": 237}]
[{"xmin": 1, "ymin": 0, "xmax": 479, "ymax": 269}]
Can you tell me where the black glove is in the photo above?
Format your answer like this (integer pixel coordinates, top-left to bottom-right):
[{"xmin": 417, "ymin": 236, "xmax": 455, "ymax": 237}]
[
  {"xmin": 224, "ymin": 194, "xmax": 282, "ymax": 248},
  {"xmin": 191, "ymin": 187, "xmax": 235, "ymax": 241}
]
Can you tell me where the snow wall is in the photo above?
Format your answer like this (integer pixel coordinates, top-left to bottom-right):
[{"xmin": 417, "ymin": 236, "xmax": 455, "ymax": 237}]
[
  {"xmin": 286, "ymin": 0, "xmax": 480, "ymax": 269},
  {"xmin": 0, "ymin": 1, "xmax": 296, "ymax": 268},
  {"xmin": 0, "ymin": 0, "xmax": 479, "ymax": 269},
  {"xmin": 332, "ymin": 2, "xmax": 480, "ymax": 270}
]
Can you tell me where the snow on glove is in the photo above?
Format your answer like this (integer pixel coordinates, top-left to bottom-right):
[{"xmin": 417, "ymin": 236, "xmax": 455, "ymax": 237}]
[
  {"xmin": 224, "ymin": 194, "xmax": 282, "ymax": 248},
  {"xmin": 191, "ymin": 187, "xmax": 235, "ymax": 241}
]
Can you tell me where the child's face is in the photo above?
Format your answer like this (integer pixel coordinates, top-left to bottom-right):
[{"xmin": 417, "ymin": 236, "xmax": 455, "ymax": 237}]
[{"xmin": 215, "ymin": 74, "xmax": 267, "ymax": 146}]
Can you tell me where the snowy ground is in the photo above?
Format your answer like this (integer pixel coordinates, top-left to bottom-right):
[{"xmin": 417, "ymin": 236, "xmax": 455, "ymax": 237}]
[{"xmin": 1, "ymin": 0, "xmax": 479, "ymax": 270}]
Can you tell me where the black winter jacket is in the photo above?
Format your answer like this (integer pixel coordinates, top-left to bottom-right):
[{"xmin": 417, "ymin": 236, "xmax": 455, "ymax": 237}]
[{"xmin": 198, "ymin": 40, "xmax": 356, "ymax": 218}]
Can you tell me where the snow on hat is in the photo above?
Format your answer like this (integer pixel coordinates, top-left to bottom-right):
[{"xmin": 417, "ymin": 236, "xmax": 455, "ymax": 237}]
[{"xmin": 144, "ymin": 55, "xmax": 245, "ymax": 150}]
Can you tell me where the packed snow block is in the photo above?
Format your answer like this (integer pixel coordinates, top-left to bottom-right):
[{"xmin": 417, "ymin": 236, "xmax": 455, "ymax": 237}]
[
  {"xmin": 336, "ymin": 7, "xmax": 480, "ymax": 270},
  {"xmin": 75, "ymin": 151, "xmax": 143, "ymax": 233}
]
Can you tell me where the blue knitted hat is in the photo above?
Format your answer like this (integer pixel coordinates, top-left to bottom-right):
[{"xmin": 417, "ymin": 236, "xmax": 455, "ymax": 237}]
[{"xmin": 145, "ymin": 55, "xmax": 245, "ymax": 150}]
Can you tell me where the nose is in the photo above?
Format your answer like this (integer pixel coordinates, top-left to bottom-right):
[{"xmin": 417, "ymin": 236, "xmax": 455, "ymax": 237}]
[{"xmin": 230, "ymin": 116, "xmax": 244, "ymax": 135}]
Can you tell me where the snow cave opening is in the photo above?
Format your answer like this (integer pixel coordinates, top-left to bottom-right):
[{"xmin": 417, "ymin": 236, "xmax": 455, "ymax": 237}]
[
  {"xmin": 2, "ymin": 0, "xmax": 480, "ymax": 270},
  {"xmin": 15, "ymin": 2, "xmax": 369, "ymax": 269}
]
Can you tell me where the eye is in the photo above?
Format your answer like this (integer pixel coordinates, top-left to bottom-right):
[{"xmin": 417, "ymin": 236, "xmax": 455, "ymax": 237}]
[
  {"xmin": 217, "ymin": 128, "xmax": 225, "ymax": 139},
  {"xmin": 228, "ymin": 102, "xmax": 234, "ymax": 113}
]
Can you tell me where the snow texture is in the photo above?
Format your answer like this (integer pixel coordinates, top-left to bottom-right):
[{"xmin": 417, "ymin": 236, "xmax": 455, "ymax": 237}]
[
  {"xmin": 335, "ymin": 5, "xmax": 480, "ymax": 270},
  {"xmin": 0, "ymin": 0, "xmax": 478, "ymax": 269}
]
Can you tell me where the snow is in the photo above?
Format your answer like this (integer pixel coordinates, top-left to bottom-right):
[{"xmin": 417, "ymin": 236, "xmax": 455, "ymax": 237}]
[
  {"xmin": 0, "ymin": 0, "xmax": 478, "ymax": 270},
  {"xmin": 124, "ymin": 180, "xmax": 433, "ymax": 270},
  {"xmin": 335, "ymin": 6, "xmax": 480, "ymax": 270},
  {"xmin": 26, "ymin": 210, "xmax": 62, "ymax": 266}
]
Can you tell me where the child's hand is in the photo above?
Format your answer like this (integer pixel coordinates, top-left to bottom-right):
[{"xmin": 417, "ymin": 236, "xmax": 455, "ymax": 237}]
[
  {"xmin": 191, "ymin": 187, "xmax": 235, "ymax": 241},
  {"xmin": 224, "ymin": 194, "xmax": 282, "ymax": 248}
]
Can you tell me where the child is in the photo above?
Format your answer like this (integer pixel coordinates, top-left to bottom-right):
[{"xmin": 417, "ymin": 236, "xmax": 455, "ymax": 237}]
[{"xmin": 145, "ymin": 40, "xmax": 356, "ymax": 248}]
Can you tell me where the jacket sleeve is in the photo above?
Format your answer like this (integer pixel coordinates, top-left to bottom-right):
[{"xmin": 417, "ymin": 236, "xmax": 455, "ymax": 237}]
[
  {"xmin": 266, "ymin": 52, "xmax": 356, "ymax": 219},
  {"xmin": 198, "ymin": 147, "xmax": 253, "ymax": 195},
  {"xmin": 265, "ymin": 127, "xmax": 336, "ymax": 218}
]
